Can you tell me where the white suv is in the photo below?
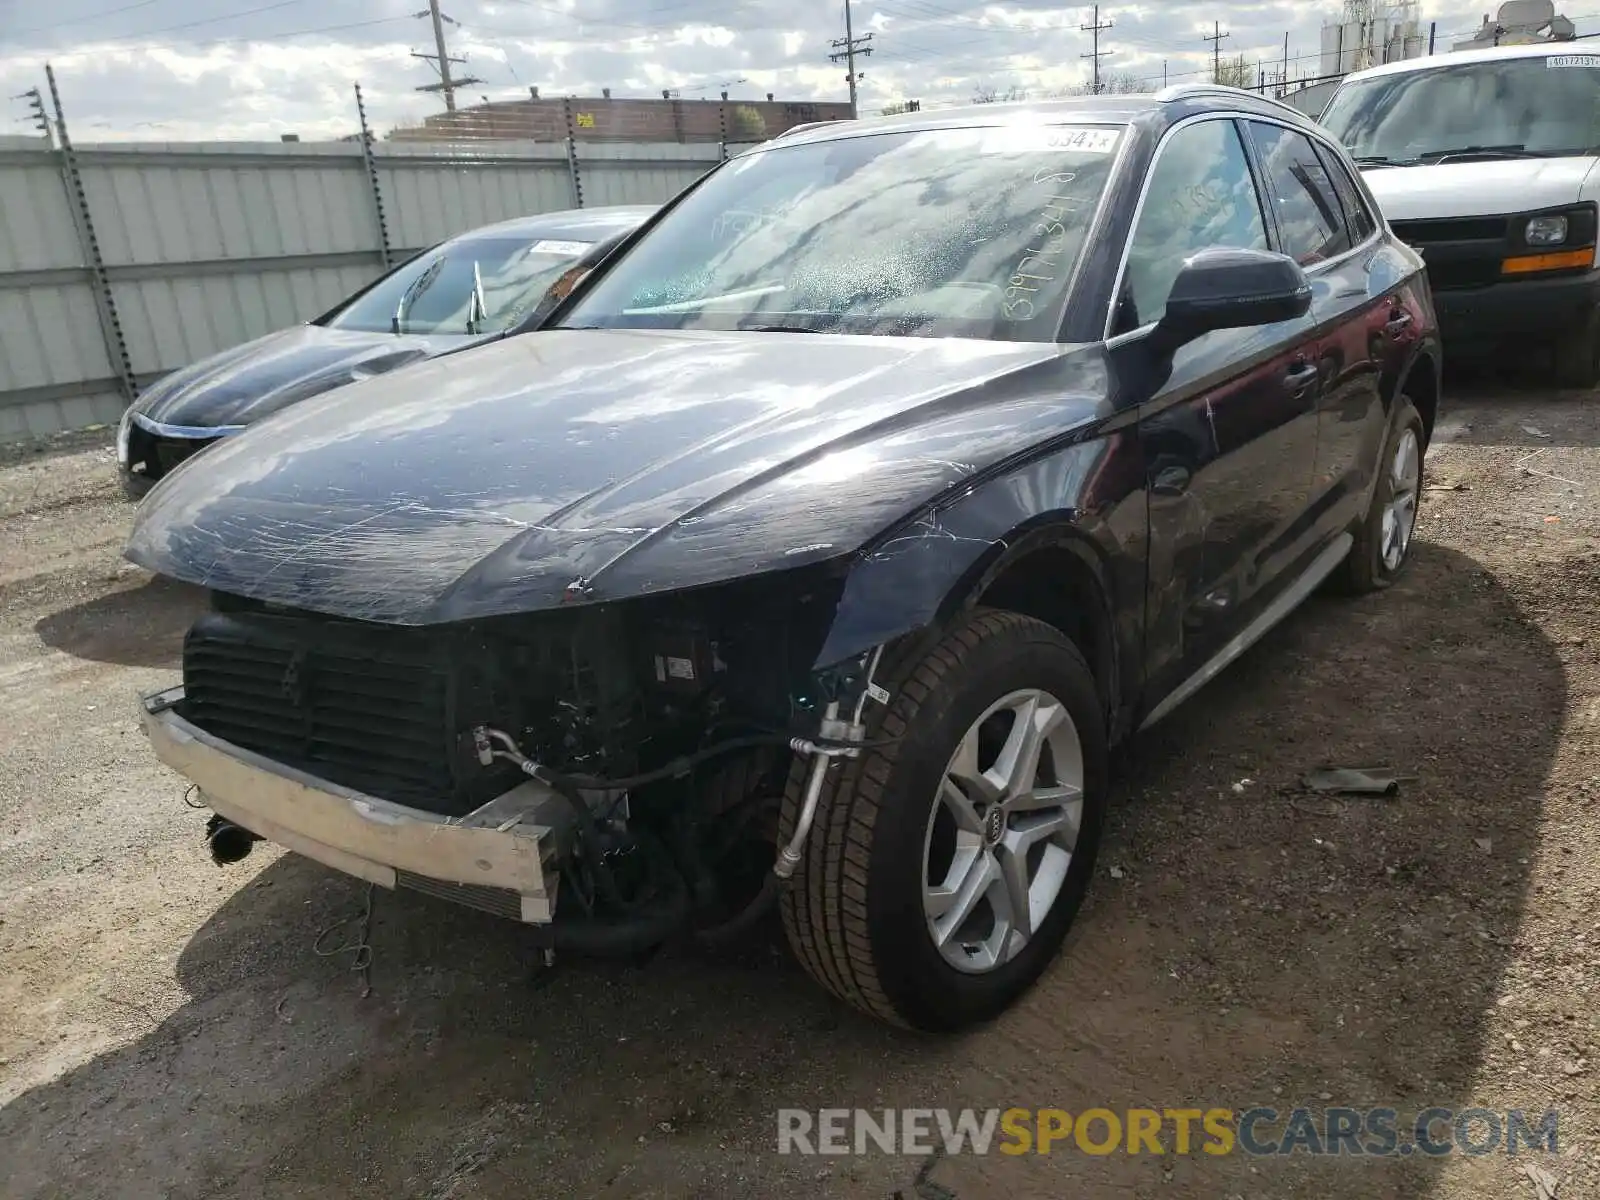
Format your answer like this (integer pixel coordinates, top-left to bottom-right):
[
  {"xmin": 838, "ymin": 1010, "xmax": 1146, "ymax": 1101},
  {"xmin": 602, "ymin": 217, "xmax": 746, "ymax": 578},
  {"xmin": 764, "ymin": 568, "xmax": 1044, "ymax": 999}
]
[{"xmin": 1320, "ymin": 42, "xmax": 1600, "ymax": 385}]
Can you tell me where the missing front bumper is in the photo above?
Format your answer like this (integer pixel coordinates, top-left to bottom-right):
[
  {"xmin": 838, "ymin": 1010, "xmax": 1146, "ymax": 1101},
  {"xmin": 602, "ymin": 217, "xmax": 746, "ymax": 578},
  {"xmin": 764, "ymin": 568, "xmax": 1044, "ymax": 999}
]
[{"xmin": 139, "ymin": 686, "xmax": 561, "ymax": 923}]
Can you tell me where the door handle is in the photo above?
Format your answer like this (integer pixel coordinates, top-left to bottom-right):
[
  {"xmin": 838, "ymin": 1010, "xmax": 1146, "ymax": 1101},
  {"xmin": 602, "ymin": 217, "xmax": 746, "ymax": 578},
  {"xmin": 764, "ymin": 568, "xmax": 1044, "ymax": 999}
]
[
  {"xmin": 1285, "ymin": 361, "xmax": 1320, "ymax": 394},
  {"xmin": 1385, "ymin": 310, "xmax": 1413, "ymax": 336}
]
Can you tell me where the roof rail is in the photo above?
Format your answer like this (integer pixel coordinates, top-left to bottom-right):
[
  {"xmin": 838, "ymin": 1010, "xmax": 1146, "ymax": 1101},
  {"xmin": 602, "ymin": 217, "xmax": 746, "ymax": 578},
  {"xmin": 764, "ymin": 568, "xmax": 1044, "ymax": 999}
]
[
  {"xmin": 1153, "ymin": 82, "xmax": 1309, "ymax": 121},
  {"xmin": 769, "ymin": 118, "xmax": 853, "ymax": 142}
]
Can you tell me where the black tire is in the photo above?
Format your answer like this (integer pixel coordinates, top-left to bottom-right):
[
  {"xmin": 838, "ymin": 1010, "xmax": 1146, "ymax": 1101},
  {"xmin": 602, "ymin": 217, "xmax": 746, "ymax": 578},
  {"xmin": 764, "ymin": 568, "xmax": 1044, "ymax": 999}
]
[
  {"xmin": 778, "ymin": 609, "xmax": 1108, "ymax": 1031},
  {"xmin": 1550, "ymin": 306, "xmax": 1600, "ymax": 389},
  {"xmin": 1336, "ymin": 397, "xmax": 1425, "ymax": 594}
]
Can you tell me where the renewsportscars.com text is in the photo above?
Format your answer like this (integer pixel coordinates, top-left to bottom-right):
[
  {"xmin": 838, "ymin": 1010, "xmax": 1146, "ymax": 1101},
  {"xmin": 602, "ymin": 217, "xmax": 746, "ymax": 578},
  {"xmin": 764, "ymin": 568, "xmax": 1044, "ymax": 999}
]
[{"xmin": 776, "ymin": 1107, "xmax": 1560, "ymax": 1158}]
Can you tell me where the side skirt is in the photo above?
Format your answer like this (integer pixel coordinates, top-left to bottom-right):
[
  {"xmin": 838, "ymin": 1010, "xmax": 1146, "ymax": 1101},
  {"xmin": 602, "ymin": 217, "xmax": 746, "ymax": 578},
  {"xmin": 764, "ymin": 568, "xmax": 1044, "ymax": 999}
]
[{"xmin": 1137, "ymin": 532, "xmax": 1354, "ymax": 732}]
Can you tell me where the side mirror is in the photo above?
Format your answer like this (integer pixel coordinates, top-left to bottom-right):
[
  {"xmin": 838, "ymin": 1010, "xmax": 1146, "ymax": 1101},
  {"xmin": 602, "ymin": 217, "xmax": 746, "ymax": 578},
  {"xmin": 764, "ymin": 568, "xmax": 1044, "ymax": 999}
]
[{"xmin": 1151, "ymin": 247, "xmax": 1312, "ymax": 354}]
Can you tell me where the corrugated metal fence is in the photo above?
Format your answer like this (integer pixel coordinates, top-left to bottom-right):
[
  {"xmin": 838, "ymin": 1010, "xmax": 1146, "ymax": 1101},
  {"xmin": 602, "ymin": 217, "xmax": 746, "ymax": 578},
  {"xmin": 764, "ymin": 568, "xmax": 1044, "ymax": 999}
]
[{"xmin": 0, "ymin": 135, "xmax": 747, "ymax": 439}]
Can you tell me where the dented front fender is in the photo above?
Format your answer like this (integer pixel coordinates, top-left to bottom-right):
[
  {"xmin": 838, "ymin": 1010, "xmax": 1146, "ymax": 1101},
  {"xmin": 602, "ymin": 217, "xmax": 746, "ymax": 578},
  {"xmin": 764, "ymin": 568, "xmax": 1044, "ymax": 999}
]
[{"xmin": 812, "ymin": 424, "xmax": 1150, "ymax": 699}]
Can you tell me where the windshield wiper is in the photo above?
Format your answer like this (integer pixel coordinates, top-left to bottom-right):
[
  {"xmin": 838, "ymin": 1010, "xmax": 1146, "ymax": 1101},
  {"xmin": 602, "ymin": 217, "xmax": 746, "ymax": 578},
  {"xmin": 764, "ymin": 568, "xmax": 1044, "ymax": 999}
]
[
  {"xmin": 391, "ymin": 256, "xmax": 447, "ymax": 335},
  {"xmin": 740, "ymin": 324, "xmax": 824, "ymax": 333},
  {"xmin": 1351, "ymin": 154, "xmax": 1415, "ymax": 167},
  {"xmin": 1415, "ymin": 143, "xmax": 1538, "ymax": 164},
  {"xmin": 465, "ymin": 261, "xmax": 487, "ymax": 335}
]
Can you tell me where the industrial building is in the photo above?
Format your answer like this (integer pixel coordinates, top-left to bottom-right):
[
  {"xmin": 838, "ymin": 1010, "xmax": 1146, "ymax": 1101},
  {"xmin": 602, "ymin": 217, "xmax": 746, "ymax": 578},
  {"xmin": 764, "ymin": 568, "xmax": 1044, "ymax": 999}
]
[{"xmin": 387, "ymin": 90, "xmax": 855, "ymax": 144}]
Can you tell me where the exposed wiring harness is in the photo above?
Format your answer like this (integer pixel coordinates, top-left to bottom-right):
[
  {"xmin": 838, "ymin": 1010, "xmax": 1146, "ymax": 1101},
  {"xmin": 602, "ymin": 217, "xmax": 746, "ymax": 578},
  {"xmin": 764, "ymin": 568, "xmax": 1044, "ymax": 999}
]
[{"xmin": 467, "ymin": 644, "xmax": 892, "ymax": 949}]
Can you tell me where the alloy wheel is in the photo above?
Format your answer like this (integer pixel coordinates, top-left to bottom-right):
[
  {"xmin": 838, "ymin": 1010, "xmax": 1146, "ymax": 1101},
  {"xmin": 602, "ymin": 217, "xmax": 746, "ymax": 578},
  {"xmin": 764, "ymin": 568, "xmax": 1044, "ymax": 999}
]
[
  {"xmin": 922, "ymin": 688, "xmax": 1085, "ymax": 974},
  {"xmin": 1381, "ymin": 427, "xmax": 1421, "ymax": 572}
]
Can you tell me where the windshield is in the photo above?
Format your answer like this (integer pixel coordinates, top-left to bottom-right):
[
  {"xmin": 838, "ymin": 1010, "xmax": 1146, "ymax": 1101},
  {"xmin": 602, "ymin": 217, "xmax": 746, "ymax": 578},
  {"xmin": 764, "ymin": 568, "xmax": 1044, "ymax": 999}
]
[
  {"xmin": 560, "ymin": 124, "xmax": 1123, "ymax": 341},
  {"xmin": 325, "ymin": 235, "xmax": 596, "ymax": 335},
  {"xmin": 1320, "ymin": 54, "xmax": 1600, "ymax": 164}
]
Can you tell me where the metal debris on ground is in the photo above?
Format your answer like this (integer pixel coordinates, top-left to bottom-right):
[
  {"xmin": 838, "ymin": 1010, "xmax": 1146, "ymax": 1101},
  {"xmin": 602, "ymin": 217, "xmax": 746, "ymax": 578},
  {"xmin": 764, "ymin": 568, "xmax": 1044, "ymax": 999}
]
[
  {"xmin": 1301, "ymin": 767, "xmax": 1415, "ymax": 796},
  {"xmin": 1513, "ymin": 447, "xmax": 1585, "ymax": 494},
  {"xmin": 1521, "ymin": 425, "xmax": 1552, "ymax": 439},
  {"xmin": 1520, "ymin": 1160, "xmax": 1561, "ymax": 1200}
]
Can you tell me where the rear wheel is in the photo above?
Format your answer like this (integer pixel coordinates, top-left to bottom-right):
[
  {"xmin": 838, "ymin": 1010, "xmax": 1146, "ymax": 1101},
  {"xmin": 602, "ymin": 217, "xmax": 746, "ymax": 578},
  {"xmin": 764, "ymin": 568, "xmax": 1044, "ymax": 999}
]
[
  {"xmin": 1550, "ymin": 305, "xmax": 1600, "ymax": 389},
  {"xmin": 778, "ymin": 609, "xmax": 1107, "ymax": 1031},
  {"xmin": 1337, "ymin": 397, "xmax": 1424, "ymax": 594}
]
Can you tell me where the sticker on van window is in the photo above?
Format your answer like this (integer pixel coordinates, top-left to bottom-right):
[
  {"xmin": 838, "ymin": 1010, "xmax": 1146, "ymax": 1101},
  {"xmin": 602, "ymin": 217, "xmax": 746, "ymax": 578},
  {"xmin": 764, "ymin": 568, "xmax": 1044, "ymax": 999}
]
[
  {"xmin": 981, "ymin": 126, "xmax": 1122, "ymax": 155},
  {"xmin": 529, "ymin": 239, "xmax": 592, "ymax": 256},
  {"xmin": 1546, "ymin": 54, "xmax": 1600, "ymax": 68}
]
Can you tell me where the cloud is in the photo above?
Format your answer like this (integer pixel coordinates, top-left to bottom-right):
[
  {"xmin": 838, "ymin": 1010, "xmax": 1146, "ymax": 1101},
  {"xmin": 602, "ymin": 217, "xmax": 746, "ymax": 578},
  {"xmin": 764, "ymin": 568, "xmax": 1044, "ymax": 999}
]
[{"xmin": 0, "ymin": 0, "xmax": 1548, "ymax": 140}]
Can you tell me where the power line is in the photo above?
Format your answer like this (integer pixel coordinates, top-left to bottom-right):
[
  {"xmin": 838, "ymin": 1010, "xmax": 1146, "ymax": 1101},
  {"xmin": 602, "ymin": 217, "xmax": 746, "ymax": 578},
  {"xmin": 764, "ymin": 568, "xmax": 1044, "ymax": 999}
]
[
  {"xmin": 8, "ymin": 0, "xmax": 160, "ymax": 37},
  {"xmin": 1080, "ymin": 4, "xmax": 1113, "ymax": 94},
  {"xmin": 69, "ymin": 14, "xmax": 412, "ymax": 55},
  {"xmin": 97, "ymin": 0, "xmax": 306, "ymax": 44},
  {"xmin": 484, "ymin": 0, "xmax": 725, "ymax": 33}
]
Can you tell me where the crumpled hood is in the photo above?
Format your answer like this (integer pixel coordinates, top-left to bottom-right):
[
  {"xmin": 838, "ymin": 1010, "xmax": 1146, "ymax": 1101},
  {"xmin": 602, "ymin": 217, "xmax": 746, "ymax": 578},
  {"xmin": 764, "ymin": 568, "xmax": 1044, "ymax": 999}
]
[
  {"xmin": 132, "ymin": 325, "xmax": 480, "ymax": 428},
  {"xmin": 125, "ymin": 328, "xmax": 1108, "ymax": 624},
  {"xmin": 1364, "ymin": 156, "xmax": 1600, "ymax": 221}
]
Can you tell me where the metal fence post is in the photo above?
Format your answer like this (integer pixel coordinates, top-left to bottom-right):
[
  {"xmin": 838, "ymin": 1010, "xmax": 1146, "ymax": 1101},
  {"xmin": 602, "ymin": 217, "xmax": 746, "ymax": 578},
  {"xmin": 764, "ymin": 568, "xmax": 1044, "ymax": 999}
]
[
  {"xmin": 718, "ymin": 99, "xmax": 728, "ymax": 161},
  {"xmin": 42, "ymin": 64, "xmax": 138, "ymax": 405},
  {"xmin": 353, "ymin": 83, "xmax": 392, "ymax": 270},
  {"xmin": 562, "ymin": 97, "xmax": 584, "ymax": 208}
]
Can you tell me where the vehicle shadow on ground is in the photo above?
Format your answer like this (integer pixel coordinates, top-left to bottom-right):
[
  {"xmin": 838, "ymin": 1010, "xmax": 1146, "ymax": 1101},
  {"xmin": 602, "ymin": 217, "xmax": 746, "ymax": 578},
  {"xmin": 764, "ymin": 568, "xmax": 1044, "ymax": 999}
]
[
  {"xmin": 875, "ymin": 537, "xmax": 1567, "ymax": 1198},
  {"xmin": 0, "ymin": 543, "xmax": 1566, "ymax": 1200},
  {"xmin": 33, "ymin": 574, "xmax": 205, "ymax": 669}
]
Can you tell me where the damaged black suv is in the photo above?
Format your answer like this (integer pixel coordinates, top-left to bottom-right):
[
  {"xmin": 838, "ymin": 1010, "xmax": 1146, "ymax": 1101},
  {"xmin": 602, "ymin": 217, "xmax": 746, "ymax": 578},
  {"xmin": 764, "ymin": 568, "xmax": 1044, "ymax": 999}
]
[{"xmin": 128, "ymin": 87, "xmax": 1439, "ymax": 1031}]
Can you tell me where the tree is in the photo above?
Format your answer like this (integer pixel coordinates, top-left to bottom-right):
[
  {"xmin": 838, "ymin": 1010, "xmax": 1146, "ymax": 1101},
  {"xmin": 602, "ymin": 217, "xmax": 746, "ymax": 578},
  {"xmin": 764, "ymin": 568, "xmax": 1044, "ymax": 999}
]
[
  {"xmin": 1213, "ymin": 53, "xmax": 1256, "ymax": 88},
  {"xmin": 1058, "ymin": 71, "xmax": 1148, "ymax": 96},
  {"xmin": 1101, "ymin": 71, "xmax": 1148, "ymax": 94},
  {"xmin": 971, "ymin": 84, "xmax": 1029, "ymax": 104},
  {"xmin": 729, "ymin": 104, "xmax": 767, "ymax": 140}
]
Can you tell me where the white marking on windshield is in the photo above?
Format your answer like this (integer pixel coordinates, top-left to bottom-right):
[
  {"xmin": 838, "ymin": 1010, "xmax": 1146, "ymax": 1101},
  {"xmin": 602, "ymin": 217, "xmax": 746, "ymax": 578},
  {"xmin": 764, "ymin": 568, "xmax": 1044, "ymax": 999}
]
[
  {"xmin": 979, "ymin": 126, "xmax": 1122, "ymax": 155},
  {"xmin": 528, "ymin": 239, "xmax": 592, "ymax": 255}
]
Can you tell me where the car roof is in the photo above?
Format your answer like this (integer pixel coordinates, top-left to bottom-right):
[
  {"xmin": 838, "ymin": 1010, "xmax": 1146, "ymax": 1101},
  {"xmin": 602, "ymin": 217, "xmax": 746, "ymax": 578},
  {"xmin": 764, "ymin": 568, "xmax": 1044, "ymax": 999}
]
[
  {"xmin": 759, "ymin": 86, "xmax": 1320, "ymax": 151},
  {"xmin": 1341, "ymin": 40, "xmax": 1591, "ymax": 84},
  {"xmin": 444, "ymin": 204, "xmax": 656, "ymax": 247}
]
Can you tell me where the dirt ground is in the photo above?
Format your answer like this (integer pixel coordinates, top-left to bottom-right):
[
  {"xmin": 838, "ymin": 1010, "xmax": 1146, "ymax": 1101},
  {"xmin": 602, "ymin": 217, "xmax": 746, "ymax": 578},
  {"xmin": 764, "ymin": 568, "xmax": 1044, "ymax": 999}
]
[{"xmin": 0, "ymin": 378, "xmax": 1595, "ymax": 1200}]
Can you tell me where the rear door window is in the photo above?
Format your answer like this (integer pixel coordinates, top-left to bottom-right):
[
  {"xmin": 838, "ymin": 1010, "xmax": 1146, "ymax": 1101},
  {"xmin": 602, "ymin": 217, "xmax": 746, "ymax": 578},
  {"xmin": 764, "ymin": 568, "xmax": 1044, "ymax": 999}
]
[
  {"xmin": 1246, "ymin": 121, "xmax": 1352, "ymax": 266},
  {"xmin": 1314, "ymin": 141, "xmax": 1378, "ymax": 245}
]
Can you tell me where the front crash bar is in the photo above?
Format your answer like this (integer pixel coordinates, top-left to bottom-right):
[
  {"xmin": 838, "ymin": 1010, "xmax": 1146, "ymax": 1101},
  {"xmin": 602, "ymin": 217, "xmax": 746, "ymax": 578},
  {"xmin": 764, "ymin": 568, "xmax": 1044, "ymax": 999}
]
[{"xmin": 138, "ymin": 687, "xmax": 561, "ymax": 923}]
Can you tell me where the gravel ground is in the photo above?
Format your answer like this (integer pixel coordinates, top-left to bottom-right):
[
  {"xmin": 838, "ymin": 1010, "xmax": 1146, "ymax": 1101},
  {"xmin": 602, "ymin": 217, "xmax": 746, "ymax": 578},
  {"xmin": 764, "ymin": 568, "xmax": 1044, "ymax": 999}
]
[{"xmin": 0, "ymin": 380, "xmax": 1595, "ymax": 1200}]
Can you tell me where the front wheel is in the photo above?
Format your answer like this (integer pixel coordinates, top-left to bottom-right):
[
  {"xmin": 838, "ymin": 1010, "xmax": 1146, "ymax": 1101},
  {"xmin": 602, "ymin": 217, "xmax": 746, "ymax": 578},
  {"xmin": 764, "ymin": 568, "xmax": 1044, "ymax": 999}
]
[
  {"xmin": 1551, "ymin": 305, "xmax": 1600, "ymax": 389},
  {"xmin": 779, "ymin": 609, "xmax": 1108, "ymax": 1031},
  {"xmin": 1337, "ymin": 397, "xmax": 1425, "ymax": 593}
]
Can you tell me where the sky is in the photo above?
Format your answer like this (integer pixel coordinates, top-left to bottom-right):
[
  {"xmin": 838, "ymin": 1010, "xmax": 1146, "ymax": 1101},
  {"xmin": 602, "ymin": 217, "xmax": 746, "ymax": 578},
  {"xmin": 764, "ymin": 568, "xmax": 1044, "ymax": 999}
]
[{"xmin": 0, "ymin": 0, "xmax": 1575, "ymax": 142}]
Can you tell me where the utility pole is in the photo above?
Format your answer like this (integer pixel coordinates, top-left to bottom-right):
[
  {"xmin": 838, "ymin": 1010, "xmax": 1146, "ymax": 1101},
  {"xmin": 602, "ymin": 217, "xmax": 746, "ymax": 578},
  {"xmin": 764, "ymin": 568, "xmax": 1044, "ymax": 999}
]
[
  {"xmin": 412, "ymin": 0, "xmax": 480, "ymax": 113},
  {"xmin": 1203, "ymin": 20, "xmax": 1230, "ymax": 83},
  {"xmin": 828, "ymin": 0, "xmax": 874, "ymax": 118},
  {"xmin": 1281, "ymin": 33, "xmax": 1289, "ymax": 95},
  {"xmin": 1162, "ymin": 58, "xmax": 1168, "ymax": 87},
  {"xmin": 1428, "ymin": 19, "xmax": 1436, "ymax": 52},
  {"xmin": 1080, "ymin": 4, "xmax": 1114, "ymax": 94}
]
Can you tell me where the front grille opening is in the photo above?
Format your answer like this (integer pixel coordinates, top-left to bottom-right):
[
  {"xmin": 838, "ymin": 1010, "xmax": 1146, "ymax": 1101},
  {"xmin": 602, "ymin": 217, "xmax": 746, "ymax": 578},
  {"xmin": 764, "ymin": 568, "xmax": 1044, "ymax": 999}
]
[
  {"xmin": 126, "ymin": 427, "xmax": 221, "ymax": 482},
  {"xmin": 1391, "ymin": 216, "xmax": 1509, "ymax": 243},
  {"xmin": 153, "ymin": 435, "xmax": 217, "ymax": 476},
  {"xmin": 181, "ymin": 613, "xmax": 459, "ymax": 810},
  {"xmin": 395, "ymin": 871, "xmax": 525, "ymax": 921}
]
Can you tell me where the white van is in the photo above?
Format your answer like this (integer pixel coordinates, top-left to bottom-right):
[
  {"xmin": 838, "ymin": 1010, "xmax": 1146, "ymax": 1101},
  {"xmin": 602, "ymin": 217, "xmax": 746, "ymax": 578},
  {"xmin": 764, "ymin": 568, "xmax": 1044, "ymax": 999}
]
[{"xmin": 1319, "ymin": 42, "xmax": 1600, "ymax": 385}]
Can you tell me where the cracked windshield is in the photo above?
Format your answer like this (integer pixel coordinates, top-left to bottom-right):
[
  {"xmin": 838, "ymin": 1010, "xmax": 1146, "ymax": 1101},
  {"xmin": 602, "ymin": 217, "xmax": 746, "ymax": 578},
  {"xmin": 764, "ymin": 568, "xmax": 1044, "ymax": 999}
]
[
  {"xmin": 1320, "ymin": 53, "xmax": 1600, "ymax": 164},
  {"xmin": 561, "ymin": 124, "xmax": 1122, "ymax": 340},
  {"xmin": 324, "ymin": 235, "xmax": 593, "ymax": 335}
]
